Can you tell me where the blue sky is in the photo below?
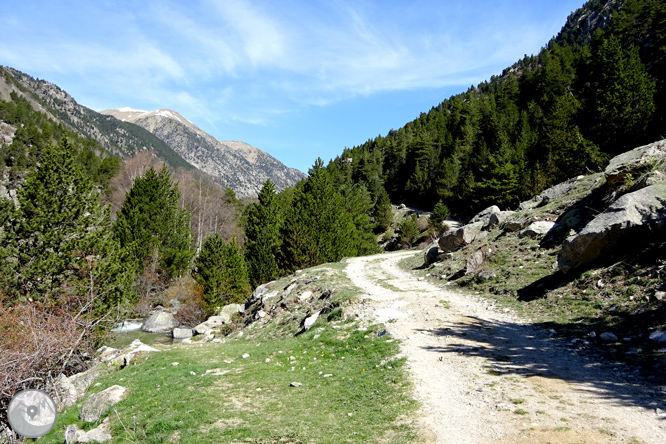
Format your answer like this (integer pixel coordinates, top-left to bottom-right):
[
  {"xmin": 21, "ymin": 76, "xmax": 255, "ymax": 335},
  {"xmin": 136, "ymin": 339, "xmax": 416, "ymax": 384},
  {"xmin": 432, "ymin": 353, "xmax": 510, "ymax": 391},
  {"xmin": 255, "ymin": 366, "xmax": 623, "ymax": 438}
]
[{"xmin": 0, "ymin": 0, "xmax": 585, "ymax": 173}]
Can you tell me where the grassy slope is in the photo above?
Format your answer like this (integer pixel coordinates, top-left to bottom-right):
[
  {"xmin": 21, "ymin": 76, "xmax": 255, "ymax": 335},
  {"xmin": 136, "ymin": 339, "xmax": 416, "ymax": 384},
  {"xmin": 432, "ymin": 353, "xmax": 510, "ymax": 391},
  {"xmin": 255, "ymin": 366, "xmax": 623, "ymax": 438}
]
[{"xmin": 40, "ymin": 264, "xmax": 418, "ymax": 444}]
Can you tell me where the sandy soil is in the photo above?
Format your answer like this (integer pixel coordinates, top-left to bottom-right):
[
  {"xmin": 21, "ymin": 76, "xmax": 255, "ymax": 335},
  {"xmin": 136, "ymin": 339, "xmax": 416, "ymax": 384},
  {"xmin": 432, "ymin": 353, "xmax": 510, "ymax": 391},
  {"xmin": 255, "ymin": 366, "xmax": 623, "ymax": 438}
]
[{"xmin": 345, "ymin": 250, "xmax": 666, "ymax": 444}]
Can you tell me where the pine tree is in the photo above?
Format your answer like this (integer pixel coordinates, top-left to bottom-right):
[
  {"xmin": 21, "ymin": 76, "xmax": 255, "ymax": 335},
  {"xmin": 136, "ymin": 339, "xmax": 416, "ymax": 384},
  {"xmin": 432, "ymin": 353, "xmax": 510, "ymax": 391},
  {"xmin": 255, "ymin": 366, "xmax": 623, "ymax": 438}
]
[
  {"xmin": 114, "ymin": 165, "xmax": 192, "ymax": 280},
  {"xmin": 193, "ymin": 233, "xmax": 251, "ymax": 312},
  {"xmin": 244, "ymin": 179, "xmax": 281, "ymax": 288},
  {"xmin": 584, "ymin": 35, "xmax": 656, "ymax": 154},
  {"xmin": 280, "ymin": 159, "xmax": 358, "ymax": 272},
  {"xmin": 1, "ymin": 139, "xmax": 133, "ymax": 307}
]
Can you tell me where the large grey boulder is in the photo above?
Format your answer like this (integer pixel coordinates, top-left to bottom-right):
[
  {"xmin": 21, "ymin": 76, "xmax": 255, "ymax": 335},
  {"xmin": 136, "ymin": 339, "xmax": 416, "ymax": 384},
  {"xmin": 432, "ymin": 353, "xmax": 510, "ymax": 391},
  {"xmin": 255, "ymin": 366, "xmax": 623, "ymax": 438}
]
[
  {"xmin": 172, "ymin": 328, "xmax": 194, "ymax": 339},
  {"xmin": 470, "ymin": 206, "xmax": 501, "ymax": 225},
  {"xmin": 141, "ymin": 311, "xmax": 177, "ymax": 333},
  {"xmin": 605, "ymin": 140, "xmax": 666, "ymax": 188},
  {"xmin": 79, "ymin": 385, "xmax": 127, "ymax": 422},
  {"xmin": 54, "ymin": 374, "xmax": 78, "ymax": 409},
  {"xmin": 438, "ymin": 222, "xmax": 484, "ymax": 253},
  {"xmin": 519, "ymin": 176, "xmax": 583, "ymax": 209},
  {"xmin": 520, "ymin": 221, "xmax": 556, "ymax": 238},
  {"xmin": 66, "ymin": 419, "xmax": 112, "ymax": 443},
  {"xmin": 558, "ymin": 182, "xmax": 666, "ymax": 274},
  {"xmin": 219, "ymin": 303, "xmax": 244, "ymax": 317}
]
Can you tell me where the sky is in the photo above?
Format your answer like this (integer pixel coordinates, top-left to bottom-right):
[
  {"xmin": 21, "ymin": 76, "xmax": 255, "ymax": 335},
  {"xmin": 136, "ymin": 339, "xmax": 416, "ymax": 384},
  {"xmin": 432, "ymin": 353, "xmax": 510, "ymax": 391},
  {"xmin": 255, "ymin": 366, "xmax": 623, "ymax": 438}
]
[{"xmin": 0, "ymin": 0, "xmax": 586, "ymax": 173}]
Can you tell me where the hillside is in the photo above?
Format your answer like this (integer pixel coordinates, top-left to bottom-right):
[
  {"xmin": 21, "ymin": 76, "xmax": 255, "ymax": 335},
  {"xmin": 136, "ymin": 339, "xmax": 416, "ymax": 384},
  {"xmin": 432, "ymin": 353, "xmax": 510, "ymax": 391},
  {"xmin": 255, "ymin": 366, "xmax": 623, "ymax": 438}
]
[
  {"xmin": 100, "ymin": 107, "xmax": 305, "ymax": 196},
  {"xmin": 0, "ymin": 67, "xmax": 193, "ymax": 171},
  {"xmin": 323, "ymin": 0, "xmax": 665, "ymax": 219}
]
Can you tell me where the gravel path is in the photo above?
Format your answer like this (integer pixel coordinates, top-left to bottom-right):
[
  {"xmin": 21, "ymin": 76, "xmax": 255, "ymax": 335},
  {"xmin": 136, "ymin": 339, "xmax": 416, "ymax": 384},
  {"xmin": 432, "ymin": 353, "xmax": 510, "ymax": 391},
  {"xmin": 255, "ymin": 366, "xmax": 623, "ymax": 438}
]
[{"xmin": 345, "ymin": 250, "xmax": 666, "ymax": 444}]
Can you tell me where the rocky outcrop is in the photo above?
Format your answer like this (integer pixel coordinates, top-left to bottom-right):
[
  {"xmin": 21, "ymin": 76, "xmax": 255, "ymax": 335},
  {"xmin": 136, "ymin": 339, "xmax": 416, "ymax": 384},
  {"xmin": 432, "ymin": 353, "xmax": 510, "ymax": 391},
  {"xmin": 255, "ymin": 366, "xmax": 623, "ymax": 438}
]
[
  {"xmin": 66, "ymin": 418, "xmax": 112, "ymax": 443},
  {"xmin": 79, "ymin": 385, "xmax": 127, "ymax": 422},
  {"xmin": 558, "ymin": 182, "xmax": 666, "ymax": 274},
  {"xmin": 604, "ymin": 140, "xmax": 666, "ymax": 188},
  {"xmin": 520, "ymin": 221, "xmax": 556, "ymax": 238},
  {"xmin": 519, "ymin": 176, "xmax": 583, "ymax": 210}
]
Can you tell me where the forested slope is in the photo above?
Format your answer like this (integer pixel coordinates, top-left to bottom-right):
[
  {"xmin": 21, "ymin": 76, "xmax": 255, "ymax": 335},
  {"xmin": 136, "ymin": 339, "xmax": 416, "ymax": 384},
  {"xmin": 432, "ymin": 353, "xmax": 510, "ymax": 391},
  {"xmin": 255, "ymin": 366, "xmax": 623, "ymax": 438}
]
[{"xmin": 322, "ymin": 0, "xmax": 665, "ymax": 218}]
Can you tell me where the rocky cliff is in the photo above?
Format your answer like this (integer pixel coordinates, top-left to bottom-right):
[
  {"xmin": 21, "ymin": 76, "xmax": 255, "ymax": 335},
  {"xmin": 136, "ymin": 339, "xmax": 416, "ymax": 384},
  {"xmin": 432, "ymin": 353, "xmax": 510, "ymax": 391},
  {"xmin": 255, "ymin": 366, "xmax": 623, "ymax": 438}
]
[{"xmin": 100, "ymin": 107, "xmax": 305, "ymax": 197}]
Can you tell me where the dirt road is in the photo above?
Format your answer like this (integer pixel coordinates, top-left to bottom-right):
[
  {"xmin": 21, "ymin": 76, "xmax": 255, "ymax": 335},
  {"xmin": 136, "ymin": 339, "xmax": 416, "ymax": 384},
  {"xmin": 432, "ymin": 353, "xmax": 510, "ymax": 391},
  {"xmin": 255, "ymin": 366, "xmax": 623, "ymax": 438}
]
[{"xmin": 345, "ymin": 251, "xmax": 666, "ymax": 444}]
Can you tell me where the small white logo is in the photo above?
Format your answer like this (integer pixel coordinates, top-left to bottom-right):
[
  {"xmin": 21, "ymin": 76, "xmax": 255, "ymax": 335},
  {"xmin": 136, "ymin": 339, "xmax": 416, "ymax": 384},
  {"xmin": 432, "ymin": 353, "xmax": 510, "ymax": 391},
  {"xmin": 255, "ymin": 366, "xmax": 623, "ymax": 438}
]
[{"xmin": 7, "ymin": 389, "xmax": 58, "ymax": 438}]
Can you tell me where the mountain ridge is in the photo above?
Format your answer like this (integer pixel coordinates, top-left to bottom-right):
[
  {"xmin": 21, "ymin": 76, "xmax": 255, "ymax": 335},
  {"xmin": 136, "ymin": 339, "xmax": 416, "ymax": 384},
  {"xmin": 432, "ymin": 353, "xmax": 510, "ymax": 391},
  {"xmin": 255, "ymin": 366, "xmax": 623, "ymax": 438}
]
[{"xmin": 100, "ymin": 107, "xmax": 306, "ymax": 197}]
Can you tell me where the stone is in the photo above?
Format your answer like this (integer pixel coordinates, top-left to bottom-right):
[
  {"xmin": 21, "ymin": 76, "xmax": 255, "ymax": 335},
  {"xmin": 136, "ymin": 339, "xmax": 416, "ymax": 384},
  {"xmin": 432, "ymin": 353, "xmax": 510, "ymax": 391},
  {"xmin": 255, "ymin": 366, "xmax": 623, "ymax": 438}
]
[
  {"xmin": 54, "ymin": 374, "xmax": 78, "ymax": 409},
  {"xmin": 649, "ymin": 331, "xmax": 666, "ymax": 344},
  {"xmin": 519, "ymin": 176, "xmax": 582, "ymax": 209},
  {"xmin": 465, "ymin": 251, "xmax": 485, "ymax": 275},
  {"xmin": 600, "ymin": 332, "xmax": 618, "ymax": 342},
  {"xmin": 65, "ymin": 424, "xmax": 81, "ymax": 444},
  {"xmin": 558, "ymin": 182, "xmax": 666, "ymax": 274},
  {"xmin": 290, "ymin": 382, "xmax": 302, "ymax": 387},
  {"xmin": 438, "ymin": 222, "xmax": 484, "ymax": 253},
  {"xmin": 299, "ymin": 291, "xmax": 313, "ymax": 301},
  {"xmin": 520, "ymin": 221, "xmax": 556, "ymax": 238},
  {"xmin": 469, "ymin": 205, "xmax": 501, "ymax": 227},
  {"xmin": 172, "ymin": 328, "xmax": 194, "ymax": 339},
  {"xmin": 219, "ymin": 303, "xmax": 244, "ymax": 317},
  {"xmin": 476, "ymin": 269, "xmax": 497, "ymax": 282},
  {"xmin": 503, "ymin": 218, "xmax": 524, "ymax": 232},
  {"xmin": 605, "ymin": 139, "xmax": 666, "ymax": 188},
  {"xmin": 141, "ymin": 311, "xmax": 177, "ymax": 333},
  {"xmin": 79, "ymin": 385, "xmax": 127, "ymax": 422},
  {"xmin": 304, "ymin": 311, "xmax": 320, "ymax": 331},
  {"xmin": 488, "ymin": 211, "xmax": 513, "ymax": 228},
  {"xmin": 423, "ymin": 244, "xmax": 441, "ymax": 265},
  {"xmin": 77, "ymin": 418, "xmax": 112, "ymax": 443}
]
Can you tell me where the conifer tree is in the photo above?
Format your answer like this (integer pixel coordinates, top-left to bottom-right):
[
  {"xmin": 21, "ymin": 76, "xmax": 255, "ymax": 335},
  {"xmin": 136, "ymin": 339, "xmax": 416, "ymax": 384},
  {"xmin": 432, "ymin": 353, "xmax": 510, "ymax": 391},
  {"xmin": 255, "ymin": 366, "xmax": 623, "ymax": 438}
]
[
  {"xmin": 0, "ymin": 139, "xmax": 133, "ymax": 307},
  {"xmin": 114, "ymin": 165, "xmax": 192, "ymax": 280},
  {"xmin": 193, "ymin": 233, "xmax": 251, "ymax": 312},
  {"xmin": 244, "ymin": 179, "xmax": 281, "ymax": 288},
  {"xmin": 280, "ymin": 158, "xmax": 357, "ymax": 272}
]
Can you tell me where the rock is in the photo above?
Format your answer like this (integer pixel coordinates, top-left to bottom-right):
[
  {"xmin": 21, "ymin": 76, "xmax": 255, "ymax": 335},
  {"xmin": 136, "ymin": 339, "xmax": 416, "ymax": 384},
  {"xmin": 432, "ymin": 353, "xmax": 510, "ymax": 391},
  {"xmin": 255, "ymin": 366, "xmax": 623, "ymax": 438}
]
[
  {"xmin": 519, "ymin": 176, "xmax": 582, "ymax": 209},
  {"xmin": 242, "ymin": 353, "xmax": 250, "ymax": 358},
  {"xmin": 79, "ymin": 385, "xmax": 127, "ymax": 422},
  {"xmin": 299, "ymin": 291, "xmax": 313, "ymax": 301},
  {"xmin": 123, "ymin": 342, "xmax": 160, "ymax": 366},
  {"xmin": 251, "ymin": 282, "xmax": 273, "ymax": 301},
  {"xmin": 488, "ymin": 210, "xmax": 513, "ymax": 228},
  {"xmin": 54, "ymin": 374, "xmax": 78, "ymax": 409},
  {"xmin": 194, "ymin": 323, "xmax": 212, "ymax": 335},
  {"xmin": 65, "ymin": 424, "xmax": 81, "ymax": 444},
  {"xmin": 470, "ymin": 205, "xmax": 501, "ymax": 227},
  {"xmin": 476, "ymin": 269, "xmax": 497, "ymax": 282},
  {"xmin": 195, "ymin": 312, "xmax": 232, "ymax": 334},
  {"xmin": 423, "ymin": 244, "xmax": 441, "ymax": 265},
  {"xmin": 172, "ymin": 328, "xmax": 194, "ymax": 339},
  {"xmin": 290, "ymin": 382, "xmax": 302, "ymax": 387},
  {"xmin": 649, "ymin": 331, "xmax": 666, "ymax": 344},
  {"xmin": 256, "ymin": 310, "xmax": 266, "ymax": 319},
  {"xmin": 654, "ymin": 291, "xmax": 666, "ymax": 301},
  {"xmin": 605, "ymin": 139, "xmax": 666, "ymax": 188},
  {"xmin": 558, "ymin": 182, "xmax": 666, "ymax": 274},
  {"xmin": 520, "ymin": 221, "xmax": 556, "ymax": 238},
  {"xmin": 465, "ymin": 250, "xmax": 485, "ymax": 275},
  {"xmin": 600, "ymin": 332, "xmax": 618, "ymax": 342},
  {"xmin": 219, "ymin": 303, "xmax": 244, "ymax": 317},
  {"xmin": 438, "ymin": 222, "xmax": 484, "ymax": 253},
  {"xmin": 503, "ymin": 218, "xmax": 524, "ymax": 232},
  {"xmin": 77, "ymin": 418, "xmax": 112, "ymax": 443},
  {"xmin": 304, "ymin": 311, "xmax": 320, "ymax": 331},
  {"xmin": 141, "ymin": 311, "xmax": 177, "ymax": 333}
]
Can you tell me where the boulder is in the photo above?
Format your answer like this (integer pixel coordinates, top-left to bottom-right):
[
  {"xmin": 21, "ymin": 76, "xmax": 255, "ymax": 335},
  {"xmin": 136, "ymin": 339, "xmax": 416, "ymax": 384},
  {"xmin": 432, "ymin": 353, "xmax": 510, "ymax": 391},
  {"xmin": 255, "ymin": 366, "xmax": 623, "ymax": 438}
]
[
  {"xmin": 303, "ymin": 311, "xmax": 320, "ymax": 331},
  {"xmin": 79, "ymin": 385, "xmax": 127, "ymax": 422},
  {"xmin": 519, "ymin": 176, "xmax": 583, "ymax": 209},
  {"xmin": 172, "ymin": 328, "xmax": 194, "ymax": 339},
  {"xmin": 66, "ymin": 418, "xmax": 112, "ymax": 443},
  {"xmin": 219, "ymin": 303, "xmax": 244, "ymax": 317},
  {"xmin": 469, "ymin": 205, "xmax": 501, "ymax": 226},
  {"xmin": 465, "ymin": 250, "xmax": 485, "ymax": 275},
  {"xmin": 54, "ymin": 374, "xmax": 78, "ymax": 409},
  {"xmin": 649, "ymin": 331, "xmax": 666, "ymax": 345},
  {"xmin": 605, "ymin": 139, "xmax": 666, "ymax": 188},
  {"xmin": 488, "ymin": 210, "xmax": 513, "ymax": 228},
  {"xmin": 141, "ymin": 311, "xmax": 177, "ymax": 333},
  {"xmin": 69, "ymin": 367, "xmax": 101, "ymax": 396},
  {"xmin": 558, "ymin": 182, "xmax": 666, "ymax": 274},
  {"xmin": 438, "ymin": 222, "xmax": 484, "ymax": 253},
  {"xmin": 600, "ymin": 332, "xmax": 618, "ymax": 342},
  {"xmin": 423, "ymin": 244, "xmax": 441, "ymax": 265},
  {"xmin": 520, "ymin": 221, "xmax": 556, "ymax": 238},
  {"xmin": 503, "ymin": 218, "xmax": 524, "ymax": 232}
]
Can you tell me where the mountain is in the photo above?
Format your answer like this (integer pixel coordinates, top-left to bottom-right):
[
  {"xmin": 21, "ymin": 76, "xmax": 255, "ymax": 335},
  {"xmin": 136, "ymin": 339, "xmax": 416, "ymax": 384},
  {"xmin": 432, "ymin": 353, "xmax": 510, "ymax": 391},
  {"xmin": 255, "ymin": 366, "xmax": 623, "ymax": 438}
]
[
  {"xmin": 0, "ymin": 67, "xmax": 193, "ymax": 170},
  {"xmin": 100, "ymin": 107, "xmax": 305, "ymax": 197}
]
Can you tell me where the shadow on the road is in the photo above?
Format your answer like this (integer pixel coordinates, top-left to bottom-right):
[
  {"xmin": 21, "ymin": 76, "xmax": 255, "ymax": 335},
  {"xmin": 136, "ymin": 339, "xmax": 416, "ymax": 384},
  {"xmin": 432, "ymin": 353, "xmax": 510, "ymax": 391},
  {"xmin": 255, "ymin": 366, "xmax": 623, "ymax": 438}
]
[{"xmin": 417, "ymin": 314, "xmax": 666, "ymax": 414}]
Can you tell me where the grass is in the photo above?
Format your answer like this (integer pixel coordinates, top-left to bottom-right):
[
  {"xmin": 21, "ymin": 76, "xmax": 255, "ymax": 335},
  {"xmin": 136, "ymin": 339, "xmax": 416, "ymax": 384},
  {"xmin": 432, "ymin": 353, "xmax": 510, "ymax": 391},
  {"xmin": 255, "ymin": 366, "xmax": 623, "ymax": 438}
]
[{"xmin": 40, "ymin": 262, "xmax": 419, "ymax": 444}]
